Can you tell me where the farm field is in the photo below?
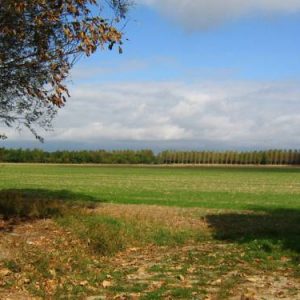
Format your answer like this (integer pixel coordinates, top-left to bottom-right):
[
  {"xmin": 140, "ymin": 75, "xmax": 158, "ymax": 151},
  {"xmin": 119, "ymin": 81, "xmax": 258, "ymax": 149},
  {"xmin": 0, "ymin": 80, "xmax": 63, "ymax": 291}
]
[
  {"xmin": 1, "ymin": 164, "xmax": 300, "ymax": 210},
  {"xmin": 0, "ymin": 164, "xmax": 300, "ymax": 299}
]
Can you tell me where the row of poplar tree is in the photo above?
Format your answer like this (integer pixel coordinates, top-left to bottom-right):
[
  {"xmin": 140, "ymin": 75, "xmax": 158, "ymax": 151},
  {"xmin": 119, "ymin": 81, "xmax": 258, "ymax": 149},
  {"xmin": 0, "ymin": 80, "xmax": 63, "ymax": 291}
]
[
  {"xmin": 158, "ymin": 150, "xmax": 300, "ymax": 165},
  {"xmin": 0, "ymin": 148, "xmax": 300, "ymax": 165}
]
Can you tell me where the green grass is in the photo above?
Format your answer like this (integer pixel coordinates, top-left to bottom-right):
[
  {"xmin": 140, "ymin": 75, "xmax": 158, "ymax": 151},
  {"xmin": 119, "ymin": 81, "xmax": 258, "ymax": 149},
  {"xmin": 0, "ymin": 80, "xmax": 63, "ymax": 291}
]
[
  {"xmin": 0, "ymin": 164, "xmax": 300, "ymax": 210},
  {"xmin": 57, "ymin": 212, "xmax": 197, "ymax": 256}
]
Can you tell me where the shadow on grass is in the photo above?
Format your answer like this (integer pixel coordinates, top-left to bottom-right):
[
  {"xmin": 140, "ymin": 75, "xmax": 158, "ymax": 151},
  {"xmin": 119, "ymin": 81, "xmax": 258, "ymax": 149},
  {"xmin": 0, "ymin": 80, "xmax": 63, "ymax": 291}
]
[
  {"xmin": 206, "ymin": 207, "xmax": 300, "ymax": 255},
  {"xmin": 0, "ymin": 188, "xmax": 100, "ymax": 221}
]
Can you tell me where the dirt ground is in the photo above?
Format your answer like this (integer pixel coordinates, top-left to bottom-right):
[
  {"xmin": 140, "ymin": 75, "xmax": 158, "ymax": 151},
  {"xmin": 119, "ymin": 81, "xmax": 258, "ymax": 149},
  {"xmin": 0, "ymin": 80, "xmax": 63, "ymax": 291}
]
[{"xmin": 1, "ymin": 211, "xmax": 300, "ymax": 300}]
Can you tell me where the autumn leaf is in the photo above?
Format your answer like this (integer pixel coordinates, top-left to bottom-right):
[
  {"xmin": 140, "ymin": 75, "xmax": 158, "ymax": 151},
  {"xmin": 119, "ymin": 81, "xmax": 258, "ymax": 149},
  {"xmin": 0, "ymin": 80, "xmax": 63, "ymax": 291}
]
[{"xmin": 102, "ymin": 280, "xmax": 113, "ymax": 288}]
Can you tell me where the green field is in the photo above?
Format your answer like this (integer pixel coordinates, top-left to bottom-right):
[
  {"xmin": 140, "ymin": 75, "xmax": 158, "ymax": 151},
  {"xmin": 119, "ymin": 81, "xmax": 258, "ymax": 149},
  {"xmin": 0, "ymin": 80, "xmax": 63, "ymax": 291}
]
[
  {"xmin": 1, "ymin": 164, "xmax": 300, "ymax": 210},
  {"xmin": 1, "ymin": 164, "xmax": 300, "ymax": 299}
]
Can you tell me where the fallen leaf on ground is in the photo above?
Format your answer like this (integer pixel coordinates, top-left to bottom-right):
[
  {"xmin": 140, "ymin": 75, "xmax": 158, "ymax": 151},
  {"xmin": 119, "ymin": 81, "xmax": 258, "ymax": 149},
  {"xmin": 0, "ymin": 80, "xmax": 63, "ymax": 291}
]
[
  {"xmin": 211, "ymin": 278, "xmax": 222, "ymax": 285},
  {"xmin": 80, "ymin": 280, "xmax": 88, "ymax": 286},
  {"xmin": 240, "ymin": 292, "xmax": 257, "ymax": 300},
  {"xmin": 102, "ymin": 280, "xmax": 112, "ymax": 288},
  {"xmin": 150, "ymin": 281, "xmax": 164, "ymax": 289},
  {"xmin": 178, "ymin": 274, "xmax": 185, "ymax": 281},
  {"xmin": 246, "ymin": 277, "xmax": 259, "ymax": 283},
  {"xmin": 0, "ymin": 269, "xmax": 11, "ymax": 277}
]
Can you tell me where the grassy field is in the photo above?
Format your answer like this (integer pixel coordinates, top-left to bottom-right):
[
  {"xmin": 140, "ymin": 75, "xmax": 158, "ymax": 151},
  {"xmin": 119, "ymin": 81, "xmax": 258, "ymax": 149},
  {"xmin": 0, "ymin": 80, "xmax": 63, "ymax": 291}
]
[
  {"xmin": 0, "ymin": 164, "xmax": 300, "ymax": 299},
  {"xmin": 1, "ymin": 164, "xmax": 300, "ymax": 210}
]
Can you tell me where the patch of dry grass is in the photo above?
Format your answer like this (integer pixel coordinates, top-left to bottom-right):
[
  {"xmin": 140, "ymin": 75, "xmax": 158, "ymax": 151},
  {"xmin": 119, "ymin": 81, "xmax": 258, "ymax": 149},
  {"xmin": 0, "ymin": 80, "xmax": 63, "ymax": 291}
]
[
  {"xmin": 2, "ymin": 217, "xmax": 299, "ymax": 299},
  {"xmin": 95, "ymin": 203, "xmax": 210, "ymax": 232},
  {"xmin": 1, "ymin": 193, "xmax": 300, "ymax": 299}
]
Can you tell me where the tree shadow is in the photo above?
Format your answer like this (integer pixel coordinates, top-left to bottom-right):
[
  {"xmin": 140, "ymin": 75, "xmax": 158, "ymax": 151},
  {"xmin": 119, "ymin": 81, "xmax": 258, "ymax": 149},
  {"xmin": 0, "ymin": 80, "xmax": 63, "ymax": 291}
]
[
  {"xmin": 206, "ymin": 207, "xmax": 300, "ymax": 256},
  {"xmin": 0, "ymin": 188, "xmax": 101, "ymax": 224}
]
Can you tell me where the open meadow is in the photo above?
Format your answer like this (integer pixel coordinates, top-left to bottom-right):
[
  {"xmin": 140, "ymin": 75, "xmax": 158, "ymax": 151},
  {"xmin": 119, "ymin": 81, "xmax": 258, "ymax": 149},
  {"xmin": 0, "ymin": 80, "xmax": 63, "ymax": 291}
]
[{"xmin": 0, "ymin": 164, "xmax": 300, "ymax": 299}]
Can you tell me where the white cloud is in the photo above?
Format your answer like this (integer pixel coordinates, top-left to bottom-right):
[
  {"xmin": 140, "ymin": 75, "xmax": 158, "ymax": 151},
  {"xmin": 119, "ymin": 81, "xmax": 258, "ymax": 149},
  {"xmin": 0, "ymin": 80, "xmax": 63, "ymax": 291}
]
[
  {"xmin": 139, "ymin": 0, "xmax": 300, "ymax": 30},
  {"xmin": 2, "ymin": 79, "xmax": 300, "ymax": 149}
]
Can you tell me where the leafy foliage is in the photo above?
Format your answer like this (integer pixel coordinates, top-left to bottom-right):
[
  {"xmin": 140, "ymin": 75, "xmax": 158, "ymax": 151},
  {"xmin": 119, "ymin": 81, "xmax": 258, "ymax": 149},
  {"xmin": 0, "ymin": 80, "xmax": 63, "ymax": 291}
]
[
  {"xmin": 0, "ymin": 148, "xmax": 300, "ymax": 165},
  {"xmin": 158, "ymin": 149, "xmax": 300, "ymax": 165},
  {"xmin": 0, "ymin": 148, "xmax": 157, "ymax": 163},
  {"xmin": 0, "ymin": 0, "xmax": 129, "ymax": 140}
]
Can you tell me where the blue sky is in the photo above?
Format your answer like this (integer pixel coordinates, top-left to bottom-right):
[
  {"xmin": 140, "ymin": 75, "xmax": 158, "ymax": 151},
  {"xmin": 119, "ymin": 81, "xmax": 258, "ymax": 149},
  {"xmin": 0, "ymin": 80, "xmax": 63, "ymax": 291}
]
[
  {"xmin": 2, "ymin": 0, "xmax": 300, "ymax": 150},
  {"xmin": 76, "ymin": 4, "xmax": 300, "ymax": 82}
]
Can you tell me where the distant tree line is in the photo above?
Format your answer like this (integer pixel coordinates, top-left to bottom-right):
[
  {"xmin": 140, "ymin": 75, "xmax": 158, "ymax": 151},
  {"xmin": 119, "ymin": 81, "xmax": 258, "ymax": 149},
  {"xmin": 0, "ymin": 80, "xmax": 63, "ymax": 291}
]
[
  {"xmin": 0, "ymin": 148, "xmax": 300, "ymax": 165},
  {"xmin": 0, "ymin": 149, "xmax": 156, "ymax": 164},
  {"xmin": 158, "ymin": 150, "xmax": 300, "ymax": 165}
]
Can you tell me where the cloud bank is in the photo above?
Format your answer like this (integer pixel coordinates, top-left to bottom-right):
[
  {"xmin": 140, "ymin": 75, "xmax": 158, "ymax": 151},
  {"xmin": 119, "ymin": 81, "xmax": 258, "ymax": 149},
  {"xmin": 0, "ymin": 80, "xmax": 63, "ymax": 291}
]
[
  {"xmin": 3, "ymin": 79, "xmax": 300, "ymax": 149},
  {"xmin": 140, "ymin": 0, "xmax": 300, "ymax": 30}
]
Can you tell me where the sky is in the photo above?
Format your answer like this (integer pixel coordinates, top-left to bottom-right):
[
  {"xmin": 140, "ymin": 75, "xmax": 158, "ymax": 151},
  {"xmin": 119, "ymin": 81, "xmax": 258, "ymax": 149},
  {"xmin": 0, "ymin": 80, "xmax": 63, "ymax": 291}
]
[{"xmin": 2, "ymin": 0, "xmax": 300, "ymax": 151}]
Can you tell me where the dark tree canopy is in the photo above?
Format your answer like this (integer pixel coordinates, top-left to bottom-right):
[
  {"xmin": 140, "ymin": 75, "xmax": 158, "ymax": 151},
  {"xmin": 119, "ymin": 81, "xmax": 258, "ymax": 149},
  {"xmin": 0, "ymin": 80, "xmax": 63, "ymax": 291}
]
[{"xmin": 0, "ymin": 0, "xmax": 130, "ymax": 141}]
